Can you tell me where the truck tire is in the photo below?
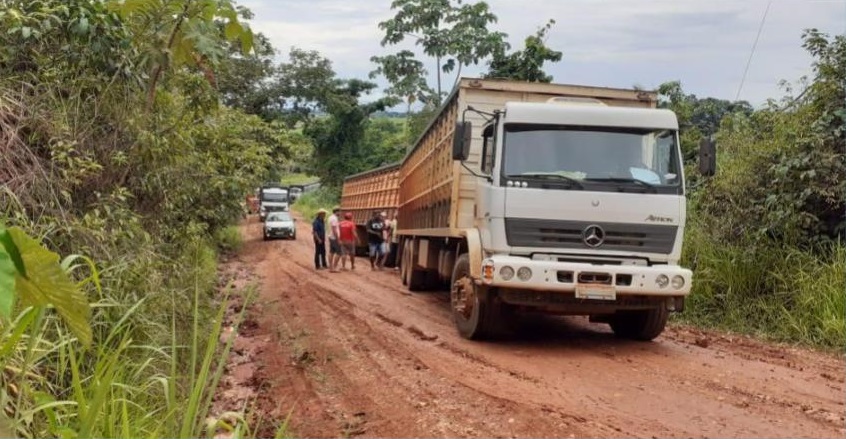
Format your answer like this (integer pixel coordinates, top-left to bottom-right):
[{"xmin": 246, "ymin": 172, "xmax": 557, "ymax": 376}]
[
  {"xmin": 609, "ymin": 306, "xmax": 668, "ymax": 341},
  {"xmin": 401, "ymin": 239, "xmax": 426, "ymax": 291},
  {"xmin": 400, "ymin": 244, "xmax": 408, "ymax": 286},
  {"xmin": 450, "ymin": 254, "xmax": 502, "ymax": 340}
]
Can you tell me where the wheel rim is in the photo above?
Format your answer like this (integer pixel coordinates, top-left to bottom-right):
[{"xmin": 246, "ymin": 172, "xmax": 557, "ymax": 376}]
[{"xmin": 452, "ymin": 274, "xmax": 475, "ymax": 319}]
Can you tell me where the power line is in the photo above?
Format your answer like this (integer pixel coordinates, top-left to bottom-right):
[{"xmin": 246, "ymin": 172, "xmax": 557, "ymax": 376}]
[{"xmin": 735, "ymin": 0, "xmax": 772, "ymax": 101}]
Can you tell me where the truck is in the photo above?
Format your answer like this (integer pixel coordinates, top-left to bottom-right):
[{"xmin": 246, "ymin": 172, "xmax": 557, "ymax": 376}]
[
  {"xmin": 341, "ymin": 163, "xmax": 400, "ymax": 255},
  {"xmin": 341, "ymin": 78, "xmax": 717, "ymax": 341},
  {"xmin": 258, "ymin": 184, "xmax": 289, "ymax": 222}
]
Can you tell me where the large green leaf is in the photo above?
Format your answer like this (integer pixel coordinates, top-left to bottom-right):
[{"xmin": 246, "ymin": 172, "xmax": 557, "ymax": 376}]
[
  {"xmin": 7, "ymin": 228, "xmax": 91, "ymax": 346},
  {"xmin": 0, "ymin": 243, "xmax": 15, "ymax": 319},
  {"xmin": 0, "ymin": 226, "xmax": 26, "ymax": 277}
]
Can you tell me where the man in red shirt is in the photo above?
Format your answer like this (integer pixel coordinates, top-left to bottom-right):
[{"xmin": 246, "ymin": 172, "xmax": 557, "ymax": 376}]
[{"xmin": 338, "ymin": 212, "xmax": 358, "ymax": 270}]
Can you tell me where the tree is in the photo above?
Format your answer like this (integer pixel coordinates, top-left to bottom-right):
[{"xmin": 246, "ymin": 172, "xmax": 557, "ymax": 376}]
[
  {"xmin": 303, "ymin": 79, "xmax": 399, "ymax": 188},
  {"xmin": 113, "ymin": 0, "xmax": 255, "ymax": 110},
  {"xmin": 274, "ymin": 47, "xmax": 337, "ymax": 127},
  {"xmin": 658, "ymin": 81, "xmax": 752, "ymax": 161},
  {"xmin": 484, "ymin": 19, "xmax": 562, "ymax": 83},
  {"xmin": 369, "ymin": 50, "xmax": 432, "ymax": 111},
  {"xmin": 361, "ymin": 118, "xmax": 408, "ymax": 167},
  {"xmin": 373, "ymin": 0, "xmax": 508, "ymax": 105},
  {"xmin": 216, "ymin": 27, "xmax": 278, "ymax": 119},
  {"xmin": 694, "ymin": 29, "xmax": 845, "ymax": 246}
]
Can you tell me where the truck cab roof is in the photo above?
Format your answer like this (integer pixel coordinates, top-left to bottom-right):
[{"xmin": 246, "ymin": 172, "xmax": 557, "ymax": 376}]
[{"xmin": 503, "ymin": 102, "xmax": 679, "ymax": 130}]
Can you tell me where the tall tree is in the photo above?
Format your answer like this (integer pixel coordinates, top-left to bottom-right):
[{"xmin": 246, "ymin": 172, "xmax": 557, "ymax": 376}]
[
  {"xmin": 112, "ymin": 0, "xmax": 255, "ymax": 110},
  {"xmin": 303, "ymin": 79, "xmax": 399, "ymax": 188},
  {"xmin": 216, "ymin": 26, "xmax": 277, "ymax": 119},
  {"xmin": 484, "ymin": 19, "xmax": 562, "ymax": 83},
  {"xmin": 373, "ymin": 0, "xmax": 508, "ymax": 105},
  {"xmin": 274, "ymin": 47, "xmax": 337, "ymax": 127}
]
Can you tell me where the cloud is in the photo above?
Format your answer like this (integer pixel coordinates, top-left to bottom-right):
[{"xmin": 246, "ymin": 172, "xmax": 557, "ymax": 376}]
[{"xmin": 238, "ymin": 0, "xmax": 846, "ymax": 105}]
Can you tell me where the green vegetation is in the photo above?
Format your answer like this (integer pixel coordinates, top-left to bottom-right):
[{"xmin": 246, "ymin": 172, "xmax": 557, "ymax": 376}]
[
  {"xmin": 669, "ymin": 30, "xmax": 845, "ymax": 349},
  {"xmin": 293, "ymin": 188, "xmax": 342, "ymax": 222},
  {"xmin": 279, "ymin": 173, "xmax": 319, "ymax": 186},
  {"xmin": 1, "ymin": 0, "xmax": 842, "ymax": 437},
  {"xmin": 214, "ymin": 225, "xmax": 244, "ymax": 254},
  {"xmin": 0, "ymin": 0, "xmax": 290, "ymax": 436},
  {"xmin": 484, "ymin": 19, "xmax": 563, "ymax": 83}
]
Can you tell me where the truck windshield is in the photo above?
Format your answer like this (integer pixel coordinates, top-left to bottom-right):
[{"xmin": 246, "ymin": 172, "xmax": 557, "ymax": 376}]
[
  {"xmin": 263, "ymin": 193, "xmax": 288, "ymax": 202},
  {"xmin": 502, "ymin": 124, "xmax": 682, "ymax": 193}
]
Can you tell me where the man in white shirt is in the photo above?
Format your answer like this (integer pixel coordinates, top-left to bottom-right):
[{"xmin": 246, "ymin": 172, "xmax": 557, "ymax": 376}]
[{"xmin": 328, "ymin": 206, "xmax": 341, "ymax": 273}]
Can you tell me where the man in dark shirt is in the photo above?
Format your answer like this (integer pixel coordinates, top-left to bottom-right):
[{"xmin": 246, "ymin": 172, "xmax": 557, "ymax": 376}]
[
  {"xmin": 365, "ymin": 210, "xmax": 385, "ymax": 270},
  {"xmin": 312, "ymin": 209, "xmax": 328, "ymax": 270}
]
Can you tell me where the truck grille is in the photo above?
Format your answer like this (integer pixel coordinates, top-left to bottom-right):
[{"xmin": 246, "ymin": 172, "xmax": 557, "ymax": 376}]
[{"xmin": 505, "ymin": 218, "xmax": 677, "ymax": 254}]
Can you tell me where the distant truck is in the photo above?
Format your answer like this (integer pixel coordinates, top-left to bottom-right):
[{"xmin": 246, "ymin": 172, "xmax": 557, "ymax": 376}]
[
  {"xmin": 258, "ymin": 184, "xmax": 289, "ymax": 222},
  {"xmin": 341, "ymin": 78, "xmax": 716, "ymax": 341},
  {"xmin": 341, "ymin": 163, "xmax": 400, "ymax": 255}
]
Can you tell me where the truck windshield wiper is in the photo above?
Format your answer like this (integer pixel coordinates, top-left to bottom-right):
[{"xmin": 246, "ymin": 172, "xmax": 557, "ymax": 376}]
[
  {"xmin": 507, "ymin": 173, "xmax": 584, "ymax": 189},
  {"xmin": 584, "ymin": 177, "xmax": 657, "ymax": 192}
]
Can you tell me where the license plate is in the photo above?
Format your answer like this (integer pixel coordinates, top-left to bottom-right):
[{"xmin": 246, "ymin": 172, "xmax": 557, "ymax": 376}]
[{"xmin": 575, "ymin": 285, "xmax": 617, "ymax": 301}]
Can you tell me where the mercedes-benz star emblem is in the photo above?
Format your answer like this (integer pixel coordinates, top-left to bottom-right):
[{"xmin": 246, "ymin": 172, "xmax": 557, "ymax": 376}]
[{"xmin": 582, "ymin": 225, "xmax": 605, "ymax": 248}]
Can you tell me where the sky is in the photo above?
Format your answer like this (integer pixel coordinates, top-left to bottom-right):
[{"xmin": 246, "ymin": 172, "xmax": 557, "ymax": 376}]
[{"xmin": 238, "ymin": 0, "xmax": 845, "ymax": 108}]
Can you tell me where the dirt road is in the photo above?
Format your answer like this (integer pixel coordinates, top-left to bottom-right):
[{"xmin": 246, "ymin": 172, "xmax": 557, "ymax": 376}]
[{"xmin": 233, "ymin": 216, "xmax": 844, "ymax": 438}]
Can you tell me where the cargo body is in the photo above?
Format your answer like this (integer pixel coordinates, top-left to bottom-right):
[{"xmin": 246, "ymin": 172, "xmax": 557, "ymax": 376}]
[
  {"xmin": 342, "ymin": 78, "xmax": 699, "ymax": 341},
  {"xmin": 340, "ymin": 163, "xmax": 400, "ymax": 254}
]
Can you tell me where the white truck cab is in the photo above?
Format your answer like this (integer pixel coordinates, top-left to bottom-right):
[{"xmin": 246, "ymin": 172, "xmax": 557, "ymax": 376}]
[
  {"xmin": 259, "ymin": 187, "xmax": 289, "ymax": 222},
  {"xmin": 473, "ymin": 101, "xmax": 691, "ymax": 301}
]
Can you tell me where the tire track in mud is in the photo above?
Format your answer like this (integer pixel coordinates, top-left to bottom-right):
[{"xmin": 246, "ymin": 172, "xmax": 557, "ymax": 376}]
[{"xmin": 244, "ymin": 215, "xmax": 845, "ymax": 438}]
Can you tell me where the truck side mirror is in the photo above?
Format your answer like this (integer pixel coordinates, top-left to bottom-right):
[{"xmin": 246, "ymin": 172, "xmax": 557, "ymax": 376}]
[
  {"xmin": 698, "ymin": 138, "xmax": 717, "ymax": 176},
  {"xmin": 452, "ymin": 122, "xmax": 472, "ymax": 161}
]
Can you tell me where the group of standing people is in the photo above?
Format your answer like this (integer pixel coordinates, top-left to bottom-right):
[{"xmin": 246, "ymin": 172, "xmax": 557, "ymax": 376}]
[{"xmin": 312, "ymin": 207, "xmax": 398, "ymax": 273}]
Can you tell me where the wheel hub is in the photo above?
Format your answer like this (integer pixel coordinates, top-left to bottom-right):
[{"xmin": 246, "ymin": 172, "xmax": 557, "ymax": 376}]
[{"xmin": 452, "ymin": 276, "xmax": 475, "ymax": 318}]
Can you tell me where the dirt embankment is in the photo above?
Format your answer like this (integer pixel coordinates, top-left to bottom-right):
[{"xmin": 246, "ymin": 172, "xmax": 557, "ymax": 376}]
[{"xmin": 215, "ymin": 215, "xmax": 845, "ymax": 438}]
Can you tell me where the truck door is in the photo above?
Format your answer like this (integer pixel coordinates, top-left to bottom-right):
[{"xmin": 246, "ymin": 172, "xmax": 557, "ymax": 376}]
[{"xmin": 476, "ymin": 122, "xmax": 506, "ymax": 229}]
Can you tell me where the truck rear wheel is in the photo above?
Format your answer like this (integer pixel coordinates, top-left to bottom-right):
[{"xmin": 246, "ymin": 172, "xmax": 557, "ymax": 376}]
[
  {"xmin": 401, "ymin": 239, "xmax": 426, "ymax": 291},
  {"xmin": 451, "ymin": 254, "xmax": 502, "ymax": 340},
  {"xmin": 609, "ymin": 306, "xmax": 668, "ymax": 341}
]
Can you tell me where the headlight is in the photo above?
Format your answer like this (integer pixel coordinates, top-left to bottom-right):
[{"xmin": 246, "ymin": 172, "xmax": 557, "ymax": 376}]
[
  {"xmin": 656, "ymin": 274, "xmax": 669, "ymax": 288},
  {"xmin": 517, "ymin": 267, "xmax": 532, "ymax": 281},
  {"xmin": 671, "ymin": 275, "xmax": 685, "ymax": 289},
  {"xmin": 500, "ymin": 266, "xmax": 514, "ymax": 280}
]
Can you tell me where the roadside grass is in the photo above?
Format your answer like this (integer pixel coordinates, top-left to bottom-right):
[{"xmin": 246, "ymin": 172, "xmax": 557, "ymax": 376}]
[
  {"xmin": 680, "ymin": 221, "xmax": 845, "ymax": 349},
  {"xmin": 215, "ymin": 225, "xmax": 244, "ymax": 254},
  {"xmin": 0, "ymin": 229, "xmax": 293, "ymax": 438},
  {"xmin": 292, "ymin": 188, "xmax": 340, "ymax": 221}
]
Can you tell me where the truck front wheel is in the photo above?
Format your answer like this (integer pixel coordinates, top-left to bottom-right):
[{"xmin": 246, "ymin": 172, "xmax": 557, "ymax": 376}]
[
  {"xmin": 450, "ymin": 254, "xmax": 502, "ymax": 340},
  {"xmin": 608, "ymin": 306, "xmax": 668, "ymax": 341}
]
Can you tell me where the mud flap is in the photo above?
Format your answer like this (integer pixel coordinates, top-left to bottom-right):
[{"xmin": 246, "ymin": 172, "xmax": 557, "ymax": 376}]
[{"xmin": 457, "ymin": 229, "xmax": 483, "ymax": 280}]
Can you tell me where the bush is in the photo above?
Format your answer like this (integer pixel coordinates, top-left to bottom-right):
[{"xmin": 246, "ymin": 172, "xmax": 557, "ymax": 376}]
[
  {"xmin": 674, "ymin": 30, "xmax": 845, "ymax": 350},
  {"xmin": 215, "ymin": 225, "xmax": 244, "ymax": 253},
  {"xmin": 682, "ymin": 220, "xmax": 845, "ymax": 349},
  {"xmin": 292, "ymin": 187, "xmax": 340, "ymax": 221}
]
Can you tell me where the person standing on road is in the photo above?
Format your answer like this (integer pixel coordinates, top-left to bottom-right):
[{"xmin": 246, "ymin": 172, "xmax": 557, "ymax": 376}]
[
  {"xmin": 339, "ymin": 212, "xmax": 357, "ymax": 270},
  {"xmin": 312, "ymin": 208, "xmax": 328, "ymax": 270},
  {"xmin": 328, "ymin": 206, "xmax": 342, "ymax": 273},
  {"xmin": 388, "ymin": 213, "xmax": 400, "ymax": 270},
  {"xmin": 365, "ymin": 210, "xmax": 385, "ymax": 270},
  {"xmin": 380, "ymin": 211, "xmax": 392, "ymax": 267}
]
